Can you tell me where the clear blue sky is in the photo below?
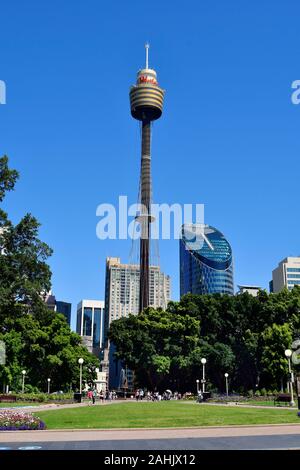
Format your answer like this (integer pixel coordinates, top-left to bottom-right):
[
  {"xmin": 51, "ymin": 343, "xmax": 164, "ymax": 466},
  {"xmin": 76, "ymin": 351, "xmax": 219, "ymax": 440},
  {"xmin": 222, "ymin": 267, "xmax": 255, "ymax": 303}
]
[{"xmin": 1, "ymin": 1, "xmax": 300, "ymax": 330}]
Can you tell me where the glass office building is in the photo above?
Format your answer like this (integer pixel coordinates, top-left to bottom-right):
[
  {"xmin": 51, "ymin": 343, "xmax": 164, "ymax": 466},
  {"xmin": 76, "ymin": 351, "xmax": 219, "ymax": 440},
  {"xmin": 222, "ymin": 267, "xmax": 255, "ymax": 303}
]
[
  {"xmin": 180, "ymin": 224, "xmax": 234, "ymax": 296},
  {"xmin": 56, "ymin": 301, "xmax": 71, "ymax": 326},
  {"xmin": 76, "ymin": 300, "xmax": 105, "ymax": 359}
]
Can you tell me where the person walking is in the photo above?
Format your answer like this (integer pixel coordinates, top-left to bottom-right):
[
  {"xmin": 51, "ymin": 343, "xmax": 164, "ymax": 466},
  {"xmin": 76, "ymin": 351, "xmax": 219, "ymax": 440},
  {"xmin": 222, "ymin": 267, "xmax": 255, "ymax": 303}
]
[
  {"xmin": 92, "ymin": 388, "xmax": 97, "ymax": 405},
  {"xmin": 87, "ymin": 389, "xmax": 93, "ymax": 405},
  {"xmin": 99, "ymin": 390, "xmax": 104, "ymax": 403}
]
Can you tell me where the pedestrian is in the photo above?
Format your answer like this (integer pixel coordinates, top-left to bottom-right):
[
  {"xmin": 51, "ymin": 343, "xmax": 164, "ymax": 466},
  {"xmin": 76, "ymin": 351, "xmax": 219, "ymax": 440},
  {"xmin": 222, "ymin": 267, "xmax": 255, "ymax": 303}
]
[
  {"xmin": 99, "ymin": 390, "xmax": 104, "ymax": 403},
  {"xmin": 87, "ymin": 389, "xmax": 93, "ymax": 405},
  {"xmin": 92, "ymin": 388, "xmax": 97, "ymax": 404},
  {"xmin": 135, "ymin": 390, "xmax": 140, "ymax": 401}
]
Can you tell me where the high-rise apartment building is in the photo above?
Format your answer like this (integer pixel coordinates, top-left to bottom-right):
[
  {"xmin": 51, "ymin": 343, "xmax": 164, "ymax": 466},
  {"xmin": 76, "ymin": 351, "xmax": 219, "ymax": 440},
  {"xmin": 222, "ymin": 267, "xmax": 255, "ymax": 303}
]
[
  {"xmin": 180, "ymin": 224, "xmax": 234, "ymax": 296},
  {"xmin": 271, "ymin": 257, "xmax": 300, "ymax": 292},
  {"xmin": 104, "ymin": 257, "xmax": 171, "ymax": 338},
  {"xmin": 103, "ymin": 257, "xmax": 171, "ymax": 389},
  {"xmin": 76, "ymin": 300, "xmax": 105, "ymax": 359}
]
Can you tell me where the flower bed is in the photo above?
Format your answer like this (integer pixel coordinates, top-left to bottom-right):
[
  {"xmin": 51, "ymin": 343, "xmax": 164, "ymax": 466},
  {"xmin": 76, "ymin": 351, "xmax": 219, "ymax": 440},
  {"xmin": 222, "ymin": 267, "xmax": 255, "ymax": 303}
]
[{"xmin": 0, "ymin": 410, "xmax": 46, "ymax": 431}]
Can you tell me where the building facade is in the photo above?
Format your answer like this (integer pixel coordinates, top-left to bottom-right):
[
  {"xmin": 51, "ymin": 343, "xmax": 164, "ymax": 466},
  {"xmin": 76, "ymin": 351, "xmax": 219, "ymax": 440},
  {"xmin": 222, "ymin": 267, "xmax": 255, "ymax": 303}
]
[
  {"xmin": 271, "ymin": 257, "xmax": 300, "ymax": 292},
  {"xmin": 237, "ymin": 285, "xmax": 261, "ymax": 297},
  {"xmin": 104, "ymin": 257, "xmax": 171, "ymax": 338},
  {"xmin": 180, "ymin": 224, "xmax": 234, "ymax": 296},
  {"xmin": 56, "ymin": 301, "xmax": 71, "ymax": 325},
  {"xmin": 44, "ymin": 291, "xmax": 71, "ymax": 326},
  {"xmin": 76, "ymin": 300, "xmax": 105, "ymax": 359},
  {"xmin": 104, "ymin": 257, "xmax": 171, "ymax": 389}
]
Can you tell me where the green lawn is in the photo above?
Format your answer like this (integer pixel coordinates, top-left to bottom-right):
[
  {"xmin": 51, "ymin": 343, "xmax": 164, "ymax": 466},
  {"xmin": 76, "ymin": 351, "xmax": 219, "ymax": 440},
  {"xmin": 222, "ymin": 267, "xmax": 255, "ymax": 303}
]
[
  {"xmin": 0, "ymin": 402, "xmax": 38, "ymax": 408},
  {"xmin": 34, "ymin": 401, "xmax": 300, "ymax": 429},
  {"xmin": 237, "ymin": 400, "xmax": 277, "ymax": 407}
]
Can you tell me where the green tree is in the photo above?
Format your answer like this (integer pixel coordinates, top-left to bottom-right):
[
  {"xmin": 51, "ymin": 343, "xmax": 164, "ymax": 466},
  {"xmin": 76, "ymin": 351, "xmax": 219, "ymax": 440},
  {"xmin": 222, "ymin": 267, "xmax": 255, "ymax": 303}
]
[
  {"xmin": 0, "ymin": 156, "xmax": 98, "ymax": 392},
  {"xmin": 260, "ymin": 323, "xmax": 292, "ymax": 390},
  {"xmin": 109, "ymin": 307, "xmax": 200, "ymax": 391}
]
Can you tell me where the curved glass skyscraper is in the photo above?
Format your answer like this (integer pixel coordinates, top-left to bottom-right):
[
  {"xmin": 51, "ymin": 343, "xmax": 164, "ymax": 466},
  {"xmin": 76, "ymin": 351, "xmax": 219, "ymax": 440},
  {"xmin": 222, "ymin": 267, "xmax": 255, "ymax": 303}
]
[{"xmin": 180, "ymin": 224, "xmax": 234, "ymax": 296}]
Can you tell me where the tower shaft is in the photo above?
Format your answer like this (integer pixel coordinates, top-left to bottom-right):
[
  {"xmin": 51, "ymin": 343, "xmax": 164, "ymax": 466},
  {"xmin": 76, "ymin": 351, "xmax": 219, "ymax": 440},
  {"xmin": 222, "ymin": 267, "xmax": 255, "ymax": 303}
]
[
  {"xmin": 139, "ymin": 119, "xmax": 151, "ymax": 313},
  {"xmin": 129, "ymin": 45, "xmax": 165, "ymax": 314}
]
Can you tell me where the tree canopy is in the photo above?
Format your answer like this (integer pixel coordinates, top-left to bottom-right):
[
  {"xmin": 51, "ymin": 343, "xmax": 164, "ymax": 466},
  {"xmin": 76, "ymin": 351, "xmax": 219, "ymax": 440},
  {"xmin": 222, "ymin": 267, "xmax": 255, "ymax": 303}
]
[
  {"xmin": 109, "ymin": 289, "xmax": 300, "ymax": 393},
  {"xmin": 0, "ymin": 156, "xmax": 98, "ymax": 392}
]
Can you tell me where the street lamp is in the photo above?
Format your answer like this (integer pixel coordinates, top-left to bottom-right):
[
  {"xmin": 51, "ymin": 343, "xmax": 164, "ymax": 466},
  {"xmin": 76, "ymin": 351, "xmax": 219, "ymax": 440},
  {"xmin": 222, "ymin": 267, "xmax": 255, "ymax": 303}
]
[
  {"xmin": 78, "ymin": 358, "xmax": 84, "ymax": 395},
  {"xmin": 224, "ymin": 373, "xmax": 229, "ymax": 397},
  {"xmin": 47, "ymin": 378, "xmax": 51, "ymax": 394},
  {"xmin": 285, "ymin": 349, "xmax": 295, "ymax": 407},
  {"xmin": 21, "ymin": 370, "xmax": 26, "ymax": 393},
  {"xmin": 201, "ymin": 358, "xmax": 207, "ymax": 393},
  {"xmin": 196, "ymin": 379, "xmax": 200, "ymax": 395}
]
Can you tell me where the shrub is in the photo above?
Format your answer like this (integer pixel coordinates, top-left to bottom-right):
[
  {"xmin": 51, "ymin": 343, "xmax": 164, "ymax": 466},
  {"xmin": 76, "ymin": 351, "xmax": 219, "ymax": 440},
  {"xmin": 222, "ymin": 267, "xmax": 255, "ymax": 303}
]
[{"xmin": 14, "ymin": 392, "xmax": 73, "ymax": 403}]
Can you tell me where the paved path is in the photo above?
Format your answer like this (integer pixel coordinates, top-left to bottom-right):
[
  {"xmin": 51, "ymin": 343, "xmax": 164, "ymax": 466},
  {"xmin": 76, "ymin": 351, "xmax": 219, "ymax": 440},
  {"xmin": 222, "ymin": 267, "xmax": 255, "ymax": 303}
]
[
  {"xmin": 0, "ymin": 400, "xmax": 124, "ymax": 412},
  {"xmin": 1, "ymin": 399, "xmax": 297, "ymax": 412},
  {"xmin": 1, "ymin": 424, "xmax": 300, "ymax": 450}
]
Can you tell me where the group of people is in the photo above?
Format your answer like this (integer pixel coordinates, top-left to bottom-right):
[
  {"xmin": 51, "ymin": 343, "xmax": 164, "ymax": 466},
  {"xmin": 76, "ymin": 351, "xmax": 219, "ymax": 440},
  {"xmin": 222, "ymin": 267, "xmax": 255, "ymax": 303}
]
[
  {"xmin": 86, "ymin": 389, "xmax": 117, "ymax": 404},
  {"xmin": 134, "ymin": 390, "xmax": 182, "ymax": 402}
]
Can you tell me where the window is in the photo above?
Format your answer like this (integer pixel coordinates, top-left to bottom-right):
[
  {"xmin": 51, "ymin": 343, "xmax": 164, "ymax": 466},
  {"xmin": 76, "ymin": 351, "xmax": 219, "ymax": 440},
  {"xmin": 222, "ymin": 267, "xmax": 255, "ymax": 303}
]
[{"xmin": 83, "ymin": 307, "xmax": 92, "ymax": 336}]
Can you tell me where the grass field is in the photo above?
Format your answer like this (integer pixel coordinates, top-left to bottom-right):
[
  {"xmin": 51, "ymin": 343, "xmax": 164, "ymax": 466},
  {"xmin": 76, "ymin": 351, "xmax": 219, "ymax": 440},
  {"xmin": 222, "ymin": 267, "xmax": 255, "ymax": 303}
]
[
  {"xmin": 237, "ymin": 400, "xmax": 278, "ymax": 407},
  {"xmin": 0, "ymin": 402, "xmax": 38, "ymax": 408},
  {"xmin": 34, "ymin": 401, "xmax": 300, "ymax": 429}
]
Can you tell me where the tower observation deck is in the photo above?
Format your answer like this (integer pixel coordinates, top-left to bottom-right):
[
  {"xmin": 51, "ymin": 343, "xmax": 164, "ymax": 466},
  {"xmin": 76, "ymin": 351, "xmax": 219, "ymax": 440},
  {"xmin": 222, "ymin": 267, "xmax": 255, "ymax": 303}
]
[{"xmin": 129, "ymin": 44, "xmax": 165, "ymax": 313}]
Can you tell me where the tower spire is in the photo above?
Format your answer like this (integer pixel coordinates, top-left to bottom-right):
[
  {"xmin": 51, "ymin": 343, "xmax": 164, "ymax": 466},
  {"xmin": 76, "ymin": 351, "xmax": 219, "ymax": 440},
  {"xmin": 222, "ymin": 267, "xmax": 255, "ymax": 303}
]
[{"xmin": 145, "ymin": 42, "xmax": 149, "ymax": 69}]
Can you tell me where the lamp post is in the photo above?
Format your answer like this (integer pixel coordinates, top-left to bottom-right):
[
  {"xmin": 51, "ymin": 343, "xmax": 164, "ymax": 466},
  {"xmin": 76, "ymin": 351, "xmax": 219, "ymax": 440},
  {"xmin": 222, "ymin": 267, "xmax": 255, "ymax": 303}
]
[
  {"xmin": 201, "ymin": 358, "xmax": 207, "ymax": 393},
  {"xmin": 21, "ymin": 370, "xmax": 26, "ymax": 393},
  {"xmin": 224, "ymin": 373, "xmax": 229, "ymax": 397},
  {"xmin": 47, "ymin": 378, "xmax": 51, "ymax": 394},
  {"xmin": 285, "ymin": 349, "xmax": 295, "ymax": 407},
  {"xmin": 78, "ymin": 358, "xmax": 84, "ymax": 395},
  {"xmin": 95, "ymin": 368, "xmax": 99, "ymax": 392}
]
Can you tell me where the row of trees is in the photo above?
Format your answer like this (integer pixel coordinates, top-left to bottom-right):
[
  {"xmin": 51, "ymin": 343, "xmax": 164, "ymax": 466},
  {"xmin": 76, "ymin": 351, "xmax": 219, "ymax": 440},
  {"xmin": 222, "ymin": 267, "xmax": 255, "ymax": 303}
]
[
  {"xmin": 108, "ymin": 289, "xmax": 300, "ymax": 393},
  {"xmin": 0, "ymin": 156, "xmax": 98, "ymax": 392}
]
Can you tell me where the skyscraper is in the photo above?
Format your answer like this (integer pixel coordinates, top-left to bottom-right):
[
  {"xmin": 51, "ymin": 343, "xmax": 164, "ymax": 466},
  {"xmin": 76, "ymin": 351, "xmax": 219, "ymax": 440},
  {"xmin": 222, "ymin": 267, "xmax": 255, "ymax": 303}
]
[
  {"xmin": 104, "ymin": 257, "xmax": 170, "ymax": 339},
  {"xmin": 56, "ymin": 301, "xmax": 71, "ymax": 326},
  {"xmin": 76, "ymin": 300, "xmax": 105, "ymax": 359},
  {"xmin": 271, "ymin": 257, "xmax": 300, "ymax": 292},
  {"xmin": 44, "ymin": 291, "xmax": 71, "ymax": 326},
  {"xmin": 103, "ymin": 257, "xmax": 171, "ymax": 389},
  {"xmin": 129, "ymin": 44, "xmax": 165, "ymax": 313},
  {"xmin": 180, "ymin": 224, "xmax": 234, "ymax": 296}
]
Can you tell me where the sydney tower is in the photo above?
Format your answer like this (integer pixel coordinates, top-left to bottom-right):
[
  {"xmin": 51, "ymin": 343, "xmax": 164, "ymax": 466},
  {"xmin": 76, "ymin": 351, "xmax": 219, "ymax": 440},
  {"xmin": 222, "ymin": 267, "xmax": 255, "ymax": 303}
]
[{"xmin": 129, "ymin": 45, "xmax": 165, "ymax": 313}]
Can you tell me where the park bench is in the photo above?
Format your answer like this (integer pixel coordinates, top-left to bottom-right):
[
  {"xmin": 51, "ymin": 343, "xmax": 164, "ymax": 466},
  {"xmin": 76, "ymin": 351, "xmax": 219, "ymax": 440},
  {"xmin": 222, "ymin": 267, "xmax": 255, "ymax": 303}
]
[
  {"xmin": 274, "ymin": 393, "xmax": 291, "ymax": 406},
  {"xmin": 0, "ymin": 394, "xmax": 17, "ymax": 403}
]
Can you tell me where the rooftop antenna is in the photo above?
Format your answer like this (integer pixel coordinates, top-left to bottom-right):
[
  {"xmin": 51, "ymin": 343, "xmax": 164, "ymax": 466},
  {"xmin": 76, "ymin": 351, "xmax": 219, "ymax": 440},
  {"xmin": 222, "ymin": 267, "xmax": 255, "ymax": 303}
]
[{"xmin": 145, "ymin": 42, "xmax": 149, "ymax": 69}]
